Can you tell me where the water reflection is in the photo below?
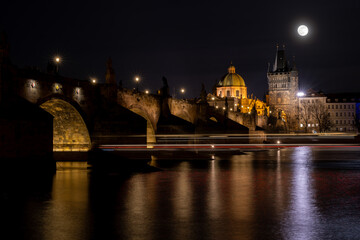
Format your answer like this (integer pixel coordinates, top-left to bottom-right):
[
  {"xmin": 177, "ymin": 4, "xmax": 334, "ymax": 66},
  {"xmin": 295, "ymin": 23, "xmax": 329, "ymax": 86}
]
[
  {"xmin": 43, "ymin": 169, "xmax": 90, "ymax": 240},
  {"xmin": 3, "ymin": 148, "xmax": 360, "ymax": 239},
  {"xmin": 282, "ymin": 147, "xmax": 321, "ymax": 240}
]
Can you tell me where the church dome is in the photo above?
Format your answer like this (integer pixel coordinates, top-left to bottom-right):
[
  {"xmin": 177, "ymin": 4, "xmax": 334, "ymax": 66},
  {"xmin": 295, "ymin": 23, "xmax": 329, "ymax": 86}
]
[{"xmin": 218, "ymin": 64, "xmax": 246, "ymax": 87}]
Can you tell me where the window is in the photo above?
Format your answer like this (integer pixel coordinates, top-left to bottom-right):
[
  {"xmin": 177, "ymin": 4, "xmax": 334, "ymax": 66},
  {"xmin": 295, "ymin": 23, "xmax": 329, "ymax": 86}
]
[
  {"xmin": 219, "ymin": 91, "xmax": 222, "ymax": 97},
  {"xmin": 353, "ymin": 120, "xmax": 355, "ymax": 124},
  {"xmin": 236, "ymin": 90, "xmax": 239, "ymax": 97},
  {"xmin": 352, "ymin": 105, "xmax": 354, "ymax": 109},
  {"xmin": 340, "ymin": 105, "xmax": 342, "ymax": 109},
  {"xmin": 348, "ymin": 120, "xmax": 351, "ymax": 124},
  {"xmin": 332, "ymin": 105, "xmax": 334, "ymax": 109},
  {"xmin": 340, "ymin": 120, "xmax": 342, "ymax": 124},
  {"xmin": 316, "ymin": 123, "xmax": 319, "ymax": 126},
  {"xmin": 227, "ymin": 90, "xmax": 230, "ymax": 97},
  {"xmin": 340, "ymin": 113, "xmax": 342, "ymax": 117},
  {"xmin": 336, "ymin": 120, "xmax": 338, "ymax": 124},
  {"xmin": 300, "ymin": 123, "xmax": 303, "ymax": 127},
  {"xmin": 328, "ymin": 105, "xmax": 330, "ymax": 109},
  {"xmin": 328, "ymin": 112, "xmax": 330, "ymax": 116},
  {"xmin": 348, "ymin": 112, "xmax": 351, "ymax": 117},
  {"xmin": 312, "ymin": 124, "xmax": 315, "ymax": 127},
  {"xmin": 352, "ymin": 112, "xmax": 354, "ymax": 116},
  {"xmin": 336, "ymin": 112, "xmax": 338, "ymax": 117},
  {"xmin": 335, "ymin": 99, "xmax": 338, "ymax": 102},
  {"xmin": 336, "ymin": 105, "xmax": 338, "ymax": 109},
  {"xmin": 308, "ymin": 124, "xmax": 311, "ymax": 127}
]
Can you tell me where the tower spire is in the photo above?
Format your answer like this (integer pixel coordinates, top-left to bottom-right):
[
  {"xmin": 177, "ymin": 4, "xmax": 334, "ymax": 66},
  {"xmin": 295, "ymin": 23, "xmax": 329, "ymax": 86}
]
[{"xmin": 273, "ymin": 44, "xmax": 279, "ymax": 71}]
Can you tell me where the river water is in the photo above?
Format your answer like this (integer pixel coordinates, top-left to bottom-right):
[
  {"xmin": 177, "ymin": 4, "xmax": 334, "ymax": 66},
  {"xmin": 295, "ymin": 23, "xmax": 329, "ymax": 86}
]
[{"xmin": 2, "ymin": 147, "xmax": 360, "ymax": 240}]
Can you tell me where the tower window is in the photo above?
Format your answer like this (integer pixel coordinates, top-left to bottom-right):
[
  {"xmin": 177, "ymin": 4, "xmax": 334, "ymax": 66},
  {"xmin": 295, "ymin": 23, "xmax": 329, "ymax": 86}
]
[
  {"xmin": 227, "ymin": 90, "xmax": 230, "ymax": 97},
  {"xmin": 219, "ymin": 91, "xmax": 222, "ymax": 97},
  {"xmin": 236, "ymin": 90, "xmax": 239, "ymax": 97}
]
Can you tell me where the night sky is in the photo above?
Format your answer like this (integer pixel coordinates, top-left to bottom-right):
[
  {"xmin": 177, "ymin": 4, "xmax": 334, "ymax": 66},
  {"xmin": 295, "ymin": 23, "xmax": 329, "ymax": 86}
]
[{"xmin": 1, "ymin": 1, "xmax": 360, "ymax": 99}]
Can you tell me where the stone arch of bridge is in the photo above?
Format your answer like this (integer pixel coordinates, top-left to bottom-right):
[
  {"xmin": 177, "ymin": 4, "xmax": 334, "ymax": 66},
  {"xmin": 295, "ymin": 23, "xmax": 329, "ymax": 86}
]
[
  {"xmin": 128, "ymin": 106, "xmax": 157, "ymax": 144},
  {"xmin": 38, "ymin": 95, "xmax": 91, "ymax": 151}
]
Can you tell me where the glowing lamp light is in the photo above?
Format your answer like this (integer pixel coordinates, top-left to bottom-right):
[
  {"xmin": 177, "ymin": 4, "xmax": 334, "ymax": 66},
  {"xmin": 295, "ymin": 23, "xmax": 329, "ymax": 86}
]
[
  {"xmin": 145, "ymin": 90, "xmax": 149, "ymax": 94},
  {"xmin": 215, "ymin": 106, "xmax": 219, "ymax": 109},
  {"xmin": 55, "ymin": 84, "xmax": 60, "ymax": 91},
  {"xmin": 297, "ymin": 92, "xmax": 305, "ymax": 97},
  {"xmin": 55, "ymin": 57, "xmax": 60, "ymax": 63},
  {"xmin": 31, "ymin": 81, "xmax": 36, "ymax": 88},
  {"xmin": 180, "ymin": 88, "xmax": 185, "ymax": 93},
  {"xmin": 135, "ymin": 77, "xmax": 139, "ymax": 82},
  {"xmin": 92, "ymin": 78, "xmax": 97, "ymax": 84},
  {"xmin": 211, "ymin": 145, "xmax": 215, "ymax": 148},
  {"xmin": 223, "ymin": 107, "xmax": 226, "ymax": 110},
  {"xmin": 211, "ymin": 97, "xmax": 215, "ymax": 100},
  {"xmin": 276, "ymin": 140, "xmax": 281, "ymax": 144},
  {"xmin": 230, "ymin": 108, "xmax": 233, "ymax": 111}
]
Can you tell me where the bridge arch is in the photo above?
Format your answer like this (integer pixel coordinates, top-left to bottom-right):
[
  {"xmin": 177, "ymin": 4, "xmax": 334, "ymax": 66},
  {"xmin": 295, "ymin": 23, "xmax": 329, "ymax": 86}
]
[
  {"xmin": 128, "ymin": 106, "xmax": 156, "ymax": 144},
  {"xmin": 38, "ymin": 95, "xmax": 91, "ymax": 151}
]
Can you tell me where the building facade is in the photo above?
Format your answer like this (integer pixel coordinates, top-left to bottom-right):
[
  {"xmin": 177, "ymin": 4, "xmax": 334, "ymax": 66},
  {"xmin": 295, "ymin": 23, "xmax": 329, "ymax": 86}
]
[
  {"xmin": 326, "ymin": 93, "xmax": 359, "ymax": 132},
  {"xmin": 297, "ymin": 89, "xmax": 327, "ymax": 132}
]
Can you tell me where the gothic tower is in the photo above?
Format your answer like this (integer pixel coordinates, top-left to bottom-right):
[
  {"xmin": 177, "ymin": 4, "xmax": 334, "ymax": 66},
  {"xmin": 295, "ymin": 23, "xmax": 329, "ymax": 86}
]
[{"xmin": 267, "ymin": 45, "xmax": 299, "ymax": 128}]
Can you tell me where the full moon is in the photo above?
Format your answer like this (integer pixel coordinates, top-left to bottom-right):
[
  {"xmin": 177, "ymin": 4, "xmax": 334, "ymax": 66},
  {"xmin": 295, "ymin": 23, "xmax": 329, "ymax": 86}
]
[{"xmin": 297, "ymin": 25, "xmax": 309, "ymax": 36}]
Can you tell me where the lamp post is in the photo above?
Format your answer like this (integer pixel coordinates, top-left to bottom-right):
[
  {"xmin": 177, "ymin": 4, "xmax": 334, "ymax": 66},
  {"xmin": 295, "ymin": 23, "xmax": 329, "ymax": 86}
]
[
  {"xmin": 180, "ymin": 88, "xmax": 185, "ymax": 99},
  {"xmin": 135, "ymin": 77, "xmax": 140, "ymax": 92},
  {"xmin": 91, "ymin": 78, "xmax": 97, "ymax": 84},
  {"xmin": 54, "ymin": 56, "xmax": 61, "ymax": 73}
]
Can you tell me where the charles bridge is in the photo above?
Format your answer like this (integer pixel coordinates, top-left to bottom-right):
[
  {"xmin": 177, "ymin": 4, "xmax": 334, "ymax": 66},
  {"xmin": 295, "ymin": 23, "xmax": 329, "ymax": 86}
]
[{"xmin": 0, "ymin": 35, "xmax": 267, "ymax": 164}]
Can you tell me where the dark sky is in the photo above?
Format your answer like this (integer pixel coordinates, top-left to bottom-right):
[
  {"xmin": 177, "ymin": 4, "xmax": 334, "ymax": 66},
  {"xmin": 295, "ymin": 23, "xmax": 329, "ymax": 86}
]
[{"xmin": 1, "ymin": 0, "xmax": 360, "ymax": 99}]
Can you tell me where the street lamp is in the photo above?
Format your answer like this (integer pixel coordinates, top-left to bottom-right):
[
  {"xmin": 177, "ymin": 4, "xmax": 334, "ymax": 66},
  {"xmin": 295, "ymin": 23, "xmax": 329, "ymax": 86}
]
[
  {"xmin": 180, "ymin": 88, "xmax": 185, "ymax": 99},
  {"xmin": 135, "ymin": 77, "xmax": 140, "ymax": 91},
  {"xmin": 297, "ymin": 91, "xmax": 305, "ymax": 97},
  {"xmin": 54, "ymin": 56, "xmax": 61, "ymax": 73},
  {"xmin": 91, "ymin": 78, "xmax": 97, "ymax": 84},
  {"xmin": 145, "ymin": 90, "xmax": 149, "ymax": 94}
]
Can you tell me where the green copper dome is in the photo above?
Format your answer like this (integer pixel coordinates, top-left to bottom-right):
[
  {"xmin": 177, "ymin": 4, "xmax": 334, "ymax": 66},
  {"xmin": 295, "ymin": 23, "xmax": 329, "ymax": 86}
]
[{"xmin": 218, "ymin": 64, "xmax": 246, "ymax": 87}]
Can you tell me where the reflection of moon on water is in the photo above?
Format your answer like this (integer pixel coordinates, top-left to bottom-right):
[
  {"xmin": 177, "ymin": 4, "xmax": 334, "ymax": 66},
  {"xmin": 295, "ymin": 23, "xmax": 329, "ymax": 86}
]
[{"xmin": 297, "ymin": 25, "xmax": 309, "ymax": 36}]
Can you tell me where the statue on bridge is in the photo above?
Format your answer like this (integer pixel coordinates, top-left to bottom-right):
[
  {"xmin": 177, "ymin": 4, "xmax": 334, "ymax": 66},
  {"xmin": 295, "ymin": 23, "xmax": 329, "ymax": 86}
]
[
  {"xmin": 200, "ymin": 83, "xmax": 207, "ymax": 103},
  {"xmin": 159, "ymin": 76, "xmax": 170, "ymax": 98},
  {"xmin": 105, "ymin": 57, "xmax": 116, "ymax": 85}
]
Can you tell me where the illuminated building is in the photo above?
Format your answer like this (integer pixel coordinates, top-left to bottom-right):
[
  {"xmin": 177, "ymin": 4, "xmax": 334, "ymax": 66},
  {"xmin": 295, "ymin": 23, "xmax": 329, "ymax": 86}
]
[
  {"xmin": 267, "ymin": 45, "xmax": 299, "ymax": 127},
  {"xmin": 208, "ymin": 63, "xmax": 268, "ymax": 116}
]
